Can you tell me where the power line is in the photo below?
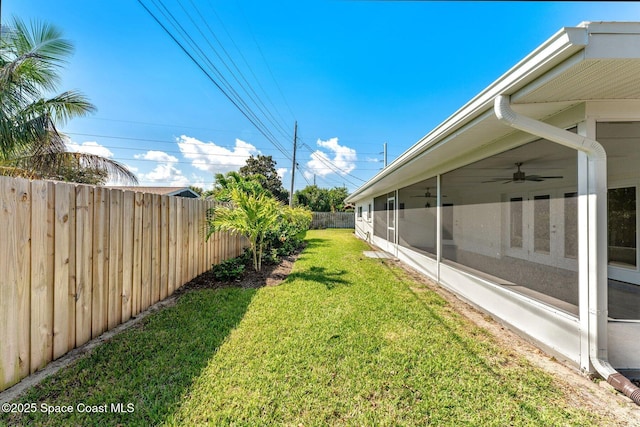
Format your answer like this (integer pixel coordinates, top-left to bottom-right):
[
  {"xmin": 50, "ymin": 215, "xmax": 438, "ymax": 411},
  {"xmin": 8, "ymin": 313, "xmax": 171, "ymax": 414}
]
[
  {"xmin": 137, "ymin": 0, "xmax": 293, "ymax": 162},
  {"xmin": 240, "ymin": 6, "xmax": 297, "ymax": 123},
  {"xmin": 66, "ymin": 133, "xmax": 382, "ymax": 169},
  {"xmin": 299, "ymin": 139, "xmax": 366, "ymax": 184},
  {"xmin": 178, "ymin": 0, "xmax": 293, "ymax": 142},
  {"xmin": 207, "ymin": 1, "xmax": 295, "ymax": 127}
]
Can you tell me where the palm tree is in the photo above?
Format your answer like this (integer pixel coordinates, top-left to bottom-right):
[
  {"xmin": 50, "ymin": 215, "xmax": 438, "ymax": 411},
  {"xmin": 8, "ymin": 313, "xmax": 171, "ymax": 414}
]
[
  {"xmin": 0, "ymin": 18, "xmax": 137, "ymax": 183},
  {"xmin": 207, "ymin": 187, "xmax": 281, "ymax": 271},
  {"xmin": 207, "ymin": 171, "xmax": 265, "ymax": 201}
]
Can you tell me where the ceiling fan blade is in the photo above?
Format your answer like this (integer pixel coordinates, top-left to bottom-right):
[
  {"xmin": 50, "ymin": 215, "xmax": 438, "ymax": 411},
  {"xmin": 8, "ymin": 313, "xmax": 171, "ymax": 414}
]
[
  {"xmin": 482, "ymin": 177, "xmax": 511, "ymax": 183},
  {"xmin": 525, "ymin": 175, "xmax": 564, "ymax": 181}
]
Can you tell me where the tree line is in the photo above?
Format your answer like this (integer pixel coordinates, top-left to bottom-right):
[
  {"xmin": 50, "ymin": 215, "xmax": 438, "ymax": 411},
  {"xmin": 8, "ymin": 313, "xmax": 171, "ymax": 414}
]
[{"xmin": 190, "ymin": 154, "xmax": 351, "ymax": 212}]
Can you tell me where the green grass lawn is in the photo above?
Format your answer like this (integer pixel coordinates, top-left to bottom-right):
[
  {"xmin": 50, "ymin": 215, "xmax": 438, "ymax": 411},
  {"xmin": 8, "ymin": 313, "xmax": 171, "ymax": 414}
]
[{"xmin": 1, "ymin": 229, "xmax": 602, "ymax": 426}]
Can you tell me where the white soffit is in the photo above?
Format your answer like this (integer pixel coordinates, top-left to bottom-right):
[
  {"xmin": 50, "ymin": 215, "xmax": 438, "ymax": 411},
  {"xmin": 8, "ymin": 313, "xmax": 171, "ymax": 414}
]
[
  {"xmin": 514, "ymin": 59, "xmax": 640, "ymax": 103},
  {"xmin": 347, "ymin": 22, "xmax": 640, "ymax": 202}
]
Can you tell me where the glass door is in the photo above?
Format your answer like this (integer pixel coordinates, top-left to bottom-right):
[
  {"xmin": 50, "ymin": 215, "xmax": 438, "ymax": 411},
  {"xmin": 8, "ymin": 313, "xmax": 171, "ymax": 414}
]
[
  {"xmin": 505, "ymin": 190, "xmax": 577, "ymax": 270},
  {"xmin": 387, "ymin": 196, "xmax": 396, "ymax": 244}
]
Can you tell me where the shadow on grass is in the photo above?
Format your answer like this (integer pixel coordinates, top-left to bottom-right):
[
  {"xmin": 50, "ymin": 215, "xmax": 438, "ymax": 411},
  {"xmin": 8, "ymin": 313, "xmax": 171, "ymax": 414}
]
[
  {"xmin": 1, "ymin": 287, "xmax": 256, "ymax": 427},
  {"xmin": 301, "ymin": 237, "xmax": 329, "ymax": 250},
  {"xmin": 287, "ymin": 266, "xmax": 349, "ymax": 290},
  {"xmin": 294, "ymin": 237, "xmax": 330, "ymax": 262}
]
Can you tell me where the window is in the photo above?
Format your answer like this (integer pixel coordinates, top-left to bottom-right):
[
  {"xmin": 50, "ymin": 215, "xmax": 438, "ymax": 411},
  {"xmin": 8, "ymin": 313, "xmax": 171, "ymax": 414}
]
[
  {"xmin": 373, "ymin": 195, "xmax": 388, "ymax": 239},
  {"xmin": 442, "ymin": 203, "xmax": 454, "ymax": 241},
  {"xmin": 608, "ymin": 187, "xmax": 637, "ymax": 268},
  {"xmin": 510, "ymin": 197, "xmax": 523, "ymax": 248},
  {"xmin": 397, "ymin": 177, "xmax": 437, "ymax": 258},
  {"xmin": 357, "ymin": 206, "xmax": 363, "ymax": 220},
  {"xmin": 564, "ymin": 192, "xmax": 577, "ymax": 259},
  {"xmin": 533, "ymin": 195, "xmax": 551, "ymax": 254}
]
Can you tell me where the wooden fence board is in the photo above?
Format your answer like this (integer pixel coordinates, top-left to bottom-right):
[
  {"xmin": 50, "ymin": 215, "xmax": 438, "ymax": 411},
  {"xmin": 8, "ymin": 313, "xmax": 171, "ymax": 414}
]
[
  {"xmin": 107, "ymin": 190, "xmax": 123, "ymax": 330},
  {"xmin": 131, "ymin": 193, "xmax": 143, "ymax": 316},
  {"xmin": 0, "ymin": 178, "xmax": 19, "ymax": 387},
  {"xmin": 197, "ymin": 200, "xmax": 204, "ymax": 272},
  {"xmin": 187, "ymin": 200, "xmax": 195, "ymax": 280},
  {"xmin": 92, "ymin": 187, "xmax": 109, "ymax": 338},
  {"xmin": 310, "ymin": 212, "xmax": 355, "ymax": 229},
  {"xmin": 175, "ymin": 198, "xmax": 183, "ymax": 290},
  {"xmin": 68, "ymin": 186, "xmax": 77, "ymax": 353},
  {"xmin": 53, "ymin": 183, "xmax": 72, "ymax": 359},
  {"xmin": 74, "ymin": 185, "xmax": 93, "ymax": 348},
  {"xmin": 121, "ymin": 191, "xmax": 134, "ymax": 323},
  {"xmin": 0, "ymin": 179, "xmax": 31, "ymax": 384},
  {"xmin": 159, "ymin": 196, "xmax": 169, "ymax": 300},
  {"xmin": 13, "ymin": 179, "xmax": 31, "ymax": 379},
  {"xmin": 183, "ymin": 198, "xmax": 190, "ymax": 285},
  {"xmin": 140, "ymin": 193, "xmax": 152, "ymax": 311},
  {"xmin": 30, "ymin": 181, "xmax": 53, "ymax": 373},
  {"xmin": 151, "ymin": 194, "xmax": 161, "ymax": 304},
  {"xmin": 167, "ymin": 197, "xmax": 177, "ymax": 295}
]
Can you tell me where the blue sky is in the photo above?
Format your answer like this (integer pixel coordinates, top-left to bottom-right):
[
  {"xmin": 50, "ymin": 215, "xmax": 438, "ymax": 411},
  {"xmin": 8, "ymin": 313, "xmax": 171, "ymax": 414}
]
[{"xmin": 3, "ymin": 1, "xmax": 639, "ymax": 192}]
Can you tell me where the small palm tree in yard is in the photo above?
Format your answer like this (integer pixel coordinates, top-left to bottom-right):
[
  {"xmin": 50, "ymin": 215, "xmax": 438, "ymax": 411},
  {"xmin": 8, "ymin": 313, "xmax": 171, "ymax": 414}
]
[{"xmin": 207, "ymin": 186, "xmax": 281, "ymax": 271}]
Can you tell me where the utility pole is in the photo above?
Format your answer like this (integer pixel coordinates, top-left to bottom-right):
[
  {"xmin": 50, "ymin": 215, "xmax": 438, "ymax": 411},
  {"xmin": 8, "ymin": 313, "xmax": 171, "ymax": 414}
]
[
  {"xmin": 289, "ymin": 121, "xmax": 297, "ymax": 207},
  {"xmin": 383, "ymin": 142, "xmax": 388, "ymax": 168}
]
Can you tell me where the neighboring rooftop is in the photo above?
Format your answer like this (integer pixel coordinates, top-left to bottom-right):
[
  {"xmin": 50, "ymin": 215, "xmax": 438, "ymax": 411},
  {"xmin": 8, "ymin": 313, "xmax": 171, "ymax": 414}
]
[{"xmin": 106, "ymin": 186, "xmax": 200, "ymax": 198}]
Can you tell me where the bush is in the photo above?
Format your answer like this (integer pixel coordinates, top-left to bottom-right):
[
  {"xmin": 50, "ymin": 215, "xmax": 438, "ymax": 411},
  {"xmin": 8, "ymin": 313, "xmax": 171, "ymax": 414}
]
[
  {"xmin": 211, "ymin": 250, "xmax": 251, "ymax": 281},
  {"xmin": 264, "ymin": 206, "xmax": 312, "ymax": 258}
]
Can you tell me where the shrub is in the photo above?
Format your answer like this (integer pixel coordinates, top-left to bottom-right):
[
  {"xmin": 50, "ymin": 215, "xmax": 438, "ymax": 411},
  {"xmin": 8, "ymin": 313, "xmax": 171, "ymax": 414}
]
[
  {"xmin": 264, "ymin": 206, "xmax": 312, "ymax": 258},
  {"xmin": 211, "ymin": 250, "xmax": 250, "ymax": 281}
]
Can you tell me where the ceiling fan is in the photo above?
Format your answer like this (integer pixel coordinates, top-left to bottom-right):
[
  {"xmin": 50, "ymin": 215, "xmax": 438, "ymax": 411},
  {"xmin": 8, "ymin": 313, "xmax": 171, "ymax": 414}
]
[
  {"xmin": 410, "ymin": 188, "xmax": 445, "ymax": 199},
  {"xmin": 482, "ymin": 162, "xmax": 563, "ymax": 184},
  {"xmin": 411, "ymin": 188, "xmax": 436, "ymax": 199}
]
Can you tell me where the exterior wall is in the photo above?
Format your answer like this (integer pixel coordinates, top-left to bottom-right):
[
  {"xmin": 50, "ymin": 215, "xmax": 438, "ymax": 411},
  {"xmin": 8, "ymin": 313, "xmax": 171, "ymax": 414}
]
[
  {"xmin": 354, "ymin": 199, "xmax": 374, "ymax": 242},
  {"xmin": 350, "ymin": 102, "xmax": 640, "ymax": 372}
]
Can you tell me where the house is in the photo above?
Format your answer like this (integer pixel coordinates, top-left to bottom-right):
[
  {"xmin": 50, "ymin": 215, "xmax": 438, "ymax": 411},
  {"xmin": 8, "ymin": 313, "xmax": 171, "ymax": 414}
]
[
  {"xmin": 345, "ymin": 21, "xmax": 640, "ymax": 402},
  {"xmin": 106, "ymin": 186, "xmax": 200, "ymax": 198}
]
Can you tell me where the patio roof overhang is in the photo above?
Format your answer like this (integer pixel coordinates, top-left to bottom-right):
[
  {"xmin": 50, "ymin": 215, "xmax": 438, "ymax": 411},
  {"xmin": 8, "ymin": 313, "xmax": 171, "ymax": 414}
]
[{"xmin": 346, "ymin": 21, "xmax": 640, "ymax": 203}]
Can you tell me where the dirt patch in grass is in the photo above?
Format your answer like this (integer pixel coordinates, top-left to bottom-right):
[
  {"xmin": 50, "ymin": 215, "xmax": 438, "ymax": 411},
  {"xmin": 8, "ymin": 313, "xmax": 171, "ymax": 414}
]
[
  {"xmin": 176, "ymin": 246, "xmax": 304, "ymax": 294},
  {"xmin": 386, "ymin": 257, "xmax": 640, "ymax": 426}
]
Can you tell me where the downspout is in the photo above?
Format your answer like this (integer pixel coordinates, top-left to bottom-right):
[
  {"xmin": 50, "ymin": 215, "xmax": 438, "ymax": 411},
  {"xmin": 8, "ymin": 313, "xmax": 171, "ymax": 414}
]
[{"xmin": 494, "ymin": 94, "xmax": 640, "ymax": 405}]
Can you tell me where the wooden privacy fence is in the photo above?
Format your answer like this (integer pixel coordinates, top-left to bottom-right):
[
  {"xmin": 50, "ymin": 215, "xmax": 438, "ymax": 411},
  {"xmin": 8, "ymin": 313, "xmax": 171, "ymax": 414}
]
[
  {"xmin": 310, "ymin": 212, "xmax": 355, "ymax": 229},
  {"xmin": 0, "ymin": 176, "xmax": 247, "ymax": 392}
]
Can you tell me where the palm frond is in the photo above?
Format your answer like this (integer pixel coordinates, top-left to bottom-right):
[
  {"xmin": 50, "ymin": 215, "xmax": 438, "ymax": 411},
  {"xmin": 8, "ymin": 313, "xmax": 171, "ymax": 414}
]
[{"xmin": 0, "ymin": 18, "xmax": 136, "ymax": 185}]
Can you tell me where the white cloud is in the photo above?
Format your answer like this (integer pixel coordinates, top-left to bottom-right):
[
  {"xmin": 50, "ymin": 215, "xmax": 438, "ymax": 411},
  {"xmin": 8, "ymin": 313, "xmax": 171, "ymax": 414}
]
[
  {"xmin": 66, "ymin": 141, "xmax": 114, "ymax": 158},
  {"xmin": 304, "ymin": 137, "xmax": 357, "ymax": 179},
  {"xmin": 177, "ymin": 135, "xmax": 258, "ymax": 174},
  {"xmin": 138, "ymin": 163, "xmax": 189, "ymax": 187},
  {"xmin": 277, "ymin": 167, "xmax": 287, "ymax": 180},
  {"xmin": 189, "ymin": 172, "xmax": 211, "ymax": 191},
  {"xmin": 134, "ymin": 149, "xmax": 188, "ymax": 186},
  {"xmin": 134, "ymin": 150, "xmax": 178, "ymax": 163}
]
